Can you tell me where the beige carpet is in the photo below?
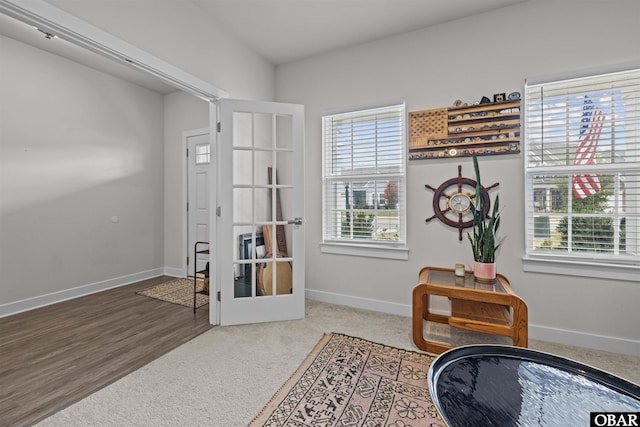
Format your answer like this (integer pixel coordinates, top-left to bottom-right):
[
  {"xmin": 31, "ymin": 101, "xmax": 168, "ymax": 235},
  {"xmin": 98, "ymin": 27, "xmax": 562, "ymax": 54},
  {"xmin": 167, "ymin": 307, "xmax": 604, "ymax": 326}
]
[
  {"xmin": 250, "ymin": 333, "xmax": 443, "ymax": 426},
  {"xmin": 37, "ymin": 300, "xmax": 640, "ymax": 427},
  {"xmin": 136, "ymin": 278, "xmax": 208, "ymax": 308}
]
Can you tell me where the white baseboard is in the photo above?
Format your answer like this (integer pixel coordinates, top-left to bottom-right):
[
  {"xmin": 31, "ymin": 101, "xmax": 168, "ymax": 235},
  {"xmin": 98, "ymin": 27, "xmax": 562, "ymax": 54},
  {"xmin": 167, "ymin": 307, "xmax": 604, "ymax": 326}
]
[
  {"xmin": 305, "ymin": 288, "xmax": 640, "ymax": 357},
  {"xmin": 0, "ymin": 268, "xmax": 165, "ymax": 318},
  {"xmin": 163, "ymin": 266, "xmax": 185, "ymax": 278},
  {"xmin": 528, "ymin": 324, "xmax": 640, "ymax": 357},
  {"xmin": 305, "ymin": 288, "xmax": 412, "ymax": 317}
]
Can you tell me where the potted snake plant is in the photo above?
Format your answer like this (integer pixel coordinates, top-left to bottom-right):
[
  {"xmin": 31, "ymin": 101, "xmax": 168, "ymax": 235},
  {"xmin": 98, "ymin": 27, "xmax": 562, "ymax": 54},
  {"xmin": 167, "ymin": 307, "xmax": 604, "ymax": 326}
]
[{"xmin": 467, "ymin": 154, "xmax": 501, "ymax": 281}]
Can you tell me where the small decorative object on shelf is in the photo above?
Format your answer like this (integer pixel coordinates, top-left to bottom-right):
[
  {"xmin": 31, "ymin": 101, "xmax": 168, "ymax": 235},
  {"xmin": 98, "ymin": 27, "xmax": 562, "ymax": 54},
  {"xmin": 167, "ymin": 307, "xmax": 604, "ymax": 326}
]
[
  {"xmin": 409, "ymin": 95, "xmax": 521, "ymax": 160},
  {"xmin": 455, "ymin": 263, "xmax": 466, "ymax": 277},
  {"xmin": 467, "ymin": 154, "xmax": 502, "ymax": 282}
]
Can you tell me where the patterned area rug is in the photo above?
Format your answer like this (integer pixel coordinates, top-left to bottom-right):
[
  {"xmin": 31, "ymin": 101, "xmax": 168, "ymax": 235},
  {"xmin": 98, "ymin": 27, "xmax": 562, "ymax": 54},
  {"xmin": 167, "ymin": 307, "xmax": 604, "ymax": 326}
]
[
  {"xmin": 136, "ymin": 278, "xmax": 208, "ymax": 309},
  {"xmin": 250, "ymin": 333, "xmax": 444, "ymax": 427}
]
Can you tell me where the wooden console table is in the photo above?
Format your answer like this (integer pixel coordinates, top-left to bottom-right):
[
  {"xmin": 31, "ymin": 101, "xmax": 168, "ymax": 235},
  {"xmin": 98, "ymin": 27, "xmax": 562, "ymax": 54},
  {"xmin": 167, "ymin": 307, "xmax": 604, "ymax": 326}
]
[{"xmin": 412, "ymin": 266, "xmax": 528, "ymax": 354}]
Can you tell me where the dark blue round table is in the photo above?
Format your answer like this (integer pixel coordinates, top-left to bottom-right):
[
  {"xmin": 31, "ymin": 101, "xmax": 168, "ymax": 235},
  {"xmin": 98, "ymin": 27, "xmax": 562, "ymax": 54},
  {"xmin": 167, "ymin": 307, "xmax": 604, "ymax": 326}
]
[{"xmin": 428, "ymin": 345, "xmax": 640, "ymax": 426}]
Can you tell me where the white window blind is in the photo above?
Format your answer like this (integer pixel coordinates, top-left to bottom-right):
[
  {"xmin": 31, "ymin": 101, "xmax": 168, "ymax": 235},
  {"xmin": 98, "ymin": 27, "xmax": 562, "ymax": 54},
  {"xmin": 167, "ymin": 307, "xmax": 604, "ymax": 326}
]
[
  {"xmin": 322, "ymin": 104, "xmax": 406, "ymax": 248},
  {"xmin": 524, "ymin": 69, "xmax": 640, "ymax": 270}
]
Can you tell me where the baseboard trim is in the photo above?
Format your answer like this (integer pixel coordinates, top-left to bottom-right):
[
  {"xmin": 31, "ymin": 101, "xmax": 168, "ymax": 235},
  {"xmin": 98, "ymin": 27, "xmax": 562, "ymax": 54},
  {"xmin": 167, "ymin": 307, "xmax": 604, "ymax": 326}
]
[
  {"xmin": 305, "ymin": 288, "xmax": 640, "ymax": 357},
  {"xmin": 305, "ymin": 288, "xmax": 412, "ymax": 317},
  {"xmin": 528, "ymin": 325, "xmax": 640, "ymax": 357},
  {"xmin": 163, "ymin": 266, "xmax": 185, "ymax": 278},
  {"xmin": 0, "ymin": 268, "xmax": 165, "ymax": 318}
]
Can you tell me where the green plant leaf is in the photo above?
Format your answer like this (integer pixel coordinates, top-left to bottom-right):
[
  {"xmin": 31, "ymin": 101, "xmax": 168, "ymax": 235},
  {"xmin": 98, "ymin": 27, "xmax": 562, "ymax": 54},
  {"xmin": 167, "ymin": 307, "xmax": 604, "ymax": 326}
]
[{"xmin": 468, "ymin": 154, "xmax": 502, "ymax": 263}]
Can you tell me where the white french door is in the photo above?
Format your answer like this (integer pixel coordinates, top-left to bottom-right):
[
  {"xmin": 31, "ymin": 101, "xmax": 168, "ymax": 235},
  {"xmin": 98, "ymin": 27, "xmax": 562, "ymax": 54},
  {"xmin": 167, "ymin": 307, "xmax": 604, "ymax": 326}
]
[{"xmin": 215, "ymin": 99, "xmax": 305, "ymax": 325}]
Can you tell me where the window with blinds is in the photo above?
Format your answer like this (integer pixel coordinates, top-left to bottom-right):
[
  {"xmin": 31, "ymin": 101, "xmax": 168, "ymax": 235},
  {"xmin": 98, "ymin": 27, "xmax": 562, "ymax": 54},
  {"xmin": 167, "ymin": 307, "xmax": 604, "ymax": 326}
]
[
  {"xmin": 524, "ymin": 69, "xmax": 640, "ymax": 269},
  {"xmin": 322, "ymin": 104, "xmax": 406, "ymax": 249}
]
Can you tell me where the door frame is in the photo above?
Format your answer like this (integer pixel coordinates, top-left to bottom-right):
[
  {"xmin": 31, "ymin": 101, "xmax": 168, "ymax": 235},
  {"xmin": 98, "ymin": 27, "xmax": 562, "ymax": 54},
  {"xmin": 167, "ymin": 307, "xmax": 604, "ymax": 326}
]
[
  {"xmin": 182, "ymin": 127, "xmax": 211, "ymax": 279},
  {"xmin": 210, "ymin": 105, "xmax": 219, "ymax": 325}
]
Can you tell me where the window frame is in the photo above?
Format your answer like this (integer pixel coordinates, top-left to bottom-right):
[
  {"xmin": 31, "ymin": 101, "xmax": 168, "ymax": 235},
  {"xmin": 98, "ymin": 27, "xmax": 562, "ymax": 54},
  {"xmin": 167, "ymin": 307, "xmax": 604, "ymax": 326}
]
[
  {"xmin": 523, "ymin": 68, "xmax": 640, "ymax": 281},
  {"xmin": 195, "ymin": 143, "xmax": 211, "ymax": 165},
  {"xmin": 320, "ymin": 103, "xmax": 408, "ymax": 260}
]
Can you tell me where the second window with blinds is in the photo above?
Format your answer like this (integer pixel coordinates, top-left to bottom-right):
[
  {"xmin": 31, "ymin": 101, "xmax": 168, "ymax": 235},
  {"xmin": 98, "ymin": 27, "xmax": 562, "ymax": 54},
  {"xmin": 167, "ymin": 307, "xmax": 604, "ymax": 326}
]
[
  {"xmin": 321, "ymin": 104, "xmax": 408, "ymax": 259},
  {"xmin": 523, "ymin": 68, "xmax": 640, "ymax": 280}
]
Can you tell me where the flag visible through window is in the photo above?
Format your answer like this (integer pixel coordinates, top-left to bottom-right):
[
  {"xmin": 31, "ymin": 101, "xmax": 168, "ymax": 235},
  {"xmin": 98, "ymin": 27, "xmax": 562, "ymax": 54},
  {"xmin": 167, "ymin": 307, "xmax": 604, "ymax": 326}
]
[
  {"xmin": 572, "ymin": 97, "xmax": 605, "ymax": 199},
  {"xmin": 524, "ymin": 68, "xmax": 640, "ymax": 268}
]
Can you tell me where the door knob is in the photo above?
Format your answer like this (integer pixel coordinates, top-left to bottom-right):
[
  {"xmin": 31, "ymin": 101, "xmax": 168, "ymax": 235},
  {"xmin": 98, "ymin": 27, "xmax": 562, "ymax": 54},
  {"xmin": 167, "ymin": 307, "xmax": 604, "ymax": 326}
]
[{"xmin": 287, "ymin": 217, "xmax": 303, "ymax": 225}]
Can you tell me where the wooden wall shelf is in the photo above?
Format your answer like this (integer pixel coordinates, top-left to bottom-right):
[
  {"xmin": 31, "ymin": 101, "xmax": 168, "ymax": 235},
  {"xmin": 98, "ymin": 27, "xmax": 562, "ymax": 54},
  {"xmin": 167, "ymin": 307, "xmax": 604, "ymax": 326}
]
[{"xmin": 409, "ymin": 100, "xmax": 521, "ymax": 160}]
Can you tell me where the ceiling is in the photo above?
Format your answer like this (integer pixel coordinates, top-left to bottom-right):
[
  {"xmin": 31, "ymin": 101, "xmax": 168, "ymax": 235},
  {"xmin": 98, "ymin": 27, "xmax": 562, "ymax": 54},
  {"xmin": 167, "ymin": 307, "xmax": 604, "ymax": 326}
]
[
  {"xmin": 189, "ymin": 0, "xmax": 529, "ymax": 65},
  {"xmin": 1, "ymin": 0, "xmax": 528, "ymax": 93}
]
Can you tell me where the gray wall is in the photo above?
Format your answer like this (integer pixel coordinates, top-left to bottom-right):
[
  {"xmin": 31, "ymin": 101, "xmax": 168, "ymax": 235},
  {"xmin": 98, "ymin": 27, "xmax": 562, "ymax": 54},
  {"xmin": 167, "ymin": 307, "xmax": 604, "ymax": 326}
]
[
  {"xmin": 276, "ymin": 0, "xmax": 640, "ymax": 354},
  {"xmin": 162, "ymin": 91, "xmax": 209, "ymax": 275},
  {"xmin": 42, "ymin": 0, "xmax": 279, "ymax": 276},
  {"xmin": 48, "ymin": 0, "xmax": 276, "ymax": 102},
  {"xmin": 0, "ymin": 35, "xmax": 165, "ymax": 305},
  {"xmin": 0, "ymin": 0, "xmax": 277, "ymax": 311}
]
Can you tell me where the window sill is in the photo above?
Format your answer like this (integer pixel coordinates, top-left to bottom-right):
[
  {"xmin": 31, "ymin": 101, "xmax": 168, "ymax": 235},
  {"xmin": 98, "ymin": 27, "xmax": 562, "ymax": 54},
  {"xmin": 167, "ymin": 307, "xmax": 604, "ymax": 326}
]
[
  {"xmin": 320, "ymin": 242, "xmax": 409, "ymax": 260},
  {"xmin": 522, "ymin": 255, "xmax": 640, "ymax": 282}
]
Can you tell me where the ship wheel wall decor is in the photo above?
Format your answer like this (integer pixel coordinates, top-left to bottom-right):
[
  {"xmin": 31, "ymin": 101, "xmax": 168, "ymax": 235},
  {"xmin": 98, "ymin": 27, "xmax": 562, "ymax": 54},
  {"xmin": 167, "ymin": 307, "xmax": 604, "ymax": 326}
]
[{"xmin": 425, "ymin": 164, "xmax": 499, "ymax": 240}]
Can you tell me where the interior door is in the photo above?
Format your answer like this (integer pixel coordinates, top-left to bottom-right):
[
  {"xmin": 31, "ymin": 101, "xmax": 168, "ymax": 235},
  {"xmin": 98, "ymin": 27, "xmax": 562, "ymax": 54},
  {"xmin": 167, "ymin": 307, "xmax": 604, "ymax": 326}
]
[
  {"xmin": 216, "ymin": 99, "xmax": 305, "ymax": 325},
  {"xmin": 187, "ymin": 131, "xmax": 210, "ymax": 277}
]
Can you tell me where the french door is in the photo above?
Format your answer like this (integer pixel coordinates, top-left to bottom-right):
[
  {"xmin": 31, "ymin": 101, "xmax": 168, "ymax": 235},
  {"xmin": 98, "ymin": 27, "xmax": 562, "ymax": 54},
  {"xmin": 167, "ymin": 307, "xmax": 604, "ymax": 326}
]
[{"xmin": 215, "ymin": 99, "xmax": 305, "ymax": 325}]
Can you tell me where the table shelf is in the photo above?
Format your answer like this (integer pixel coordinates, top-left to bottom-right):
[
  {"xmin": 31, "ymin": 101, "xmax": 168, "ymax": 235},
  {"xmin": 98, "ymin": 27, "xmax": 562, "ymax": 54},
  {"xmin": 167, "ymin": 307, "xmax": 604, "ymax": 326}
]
[{"xmin": 412, "ymin": 266, "xmax": 527, "ymax": 354}]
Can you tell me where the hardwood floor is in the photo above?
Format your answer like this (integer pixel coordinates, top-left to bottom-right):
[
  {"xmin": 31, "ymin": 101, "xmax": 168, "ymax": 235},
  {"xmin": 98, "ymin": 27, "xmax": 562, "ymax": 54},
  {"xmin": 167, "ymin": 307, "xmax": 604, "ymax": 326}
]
[{"xmin": 0, "ymin": 276, "xmax": 213, "ymax": 427}]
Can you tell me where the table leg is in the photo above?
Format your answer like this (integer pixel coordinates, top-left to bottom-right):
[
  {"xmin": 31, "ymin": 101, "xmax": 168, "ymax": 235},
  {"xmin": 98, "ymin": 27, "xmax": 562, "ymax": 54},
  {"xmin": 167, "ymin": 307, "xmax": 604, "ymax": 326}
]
[
  {"xmin": 412, "ymin": 284, "xmax": 427, "ymax": 350},
  {"xmin": 511, "ymin": 297, "xmax": 528, "ymax": 348},
  {"xmin": 412, "ymin": 284, "xmax": 453, "ymax": 354}
]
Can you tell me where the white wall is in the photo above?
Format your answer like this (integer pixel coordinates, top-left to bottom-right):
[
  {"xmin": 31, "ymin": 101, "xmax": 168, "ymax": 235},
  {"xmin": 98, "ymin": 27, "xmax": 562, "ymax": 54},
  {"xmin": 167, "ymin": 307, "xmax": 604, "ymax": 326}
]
[
  {"xmin": 65, "ymin": 0, "xmax": 283, "ymax": 272},
  {"xmin": 0, "ymin": 35, "xmax": 165, "ymax": 308},
  {"xmin": 0, "ymin": 0, "xmax": 277, "ymax": 312},
  {"xmin": 276, "ymin": 0, "xmax": 640, "ymax": 354},
  {"xmin": 48, "ymin": 0, "xmax": 276, "ymax": 102},
  {"xmin": 162, "ymin": 92, "xmax": 209, "ymax": 274}
]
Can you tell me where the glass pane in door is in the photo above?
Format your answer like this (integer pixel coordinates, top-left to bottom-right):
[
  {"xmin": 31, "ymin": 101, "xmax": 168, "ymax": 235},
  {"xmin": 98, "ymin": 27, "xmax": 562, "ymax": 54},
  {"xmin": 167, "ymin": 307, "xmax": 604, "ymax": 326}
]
[
  {"xmin": 233, "ymin": 150, "xmax": 252, "ymax": 185},
  {"xmin": 253, "ymin": 112, "xmax": 273, "ymax": 149},
  {"xmin": 231, "ymin": 110, "xmax": 294, "ymax": 300},
  {"xmin": 276, "ymin": 114, "xmax": 293, "ymax": 149},
  {"xmin": 233, "ymin": 112, "xmax": 253, "ymax": 148}
]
